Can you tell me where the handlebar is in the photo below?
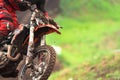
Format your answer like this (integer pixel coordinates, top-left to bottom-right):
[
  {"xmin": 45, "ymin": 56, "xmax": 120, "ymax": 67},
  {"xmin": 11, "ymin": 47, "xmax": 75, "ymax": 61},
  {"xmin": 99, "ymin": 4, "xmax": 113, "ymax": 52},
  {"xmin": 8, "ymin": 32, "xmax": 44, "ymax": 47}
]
[{"xmin": 28, "ymin": 5, "xmax": 62, "ymax": 29}]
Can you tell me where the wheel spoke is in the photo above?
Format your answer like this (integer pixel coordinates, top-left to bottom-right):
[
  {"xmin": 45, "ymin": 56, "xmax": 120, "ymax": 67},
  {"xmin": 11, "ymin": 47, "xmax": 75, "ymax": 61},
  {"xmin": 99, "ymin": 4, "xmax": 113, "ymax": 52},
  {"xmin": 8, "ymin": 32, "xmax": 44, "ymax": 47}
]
[{"xmin": 18, "ymin": 45, "xmax": 56, "ymax": 80}]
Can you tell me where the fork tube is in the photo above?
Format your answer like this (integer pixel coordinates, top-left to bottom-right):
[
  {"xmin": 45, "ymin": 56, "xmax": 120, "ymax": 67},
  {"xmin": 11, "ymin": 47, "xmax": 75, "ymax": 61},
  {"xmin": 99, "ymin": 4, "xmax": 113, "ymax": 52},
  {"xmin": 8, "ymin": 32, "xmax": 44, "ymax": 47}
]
[
  {"xmin": 26, "ymin": 25, "xmax": 35, "ymax": 64},
  {"xmin": 40, "ymin": 35, "xmax": 46, "ymax": 46}
]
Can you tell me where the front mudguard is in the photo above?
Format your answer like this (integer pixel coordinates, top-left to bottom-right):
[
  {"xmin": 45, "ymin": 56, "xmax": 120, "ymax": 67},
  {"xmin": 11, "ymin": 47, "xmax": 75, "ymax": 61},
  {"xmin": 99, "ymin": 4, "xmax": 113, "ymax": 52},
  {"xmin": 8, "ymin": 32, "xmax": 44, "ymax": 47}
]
[{"xmin": 34, "ymin": 24, "xmax": 61, "ymax": 37}]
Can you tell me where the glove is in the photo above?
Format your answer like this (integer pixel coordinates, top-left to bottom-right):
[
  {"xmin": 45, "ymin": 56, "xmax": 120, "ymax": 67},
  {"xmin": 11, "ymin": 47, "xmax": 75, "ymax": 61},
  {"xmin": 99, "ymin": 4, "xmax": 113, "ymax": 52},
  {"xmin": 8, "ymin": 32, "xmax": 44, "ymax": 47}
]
[{"xmin": 17, "ymin": 0, "xmax": 31, "ymax": 11}]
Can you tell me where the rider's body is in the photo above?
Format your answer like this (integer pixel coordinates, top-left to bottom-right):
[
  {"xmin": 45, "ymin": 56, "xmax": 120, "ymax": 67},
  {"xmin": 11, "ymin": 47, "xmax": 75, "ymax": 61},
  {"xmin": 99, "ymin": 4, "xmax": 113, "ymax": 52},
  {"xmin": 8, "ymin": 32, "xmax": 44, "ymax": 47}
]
[{"xmin": 0, "ymin": 0, "xmax": 49, "ymax": 37}]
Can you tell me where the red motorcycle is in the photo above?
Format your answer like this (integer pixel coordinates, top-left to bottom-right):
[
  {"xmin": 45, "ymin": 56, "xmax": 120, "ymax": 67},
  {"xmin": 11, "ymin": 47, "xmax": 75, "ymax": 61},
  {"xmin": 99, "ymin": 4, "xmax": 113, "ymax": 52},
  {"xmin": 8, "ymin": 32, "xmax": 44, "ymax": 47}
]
[{"xmin": 0, "ymin": 6, "xmax": 61, "ymax": 80}]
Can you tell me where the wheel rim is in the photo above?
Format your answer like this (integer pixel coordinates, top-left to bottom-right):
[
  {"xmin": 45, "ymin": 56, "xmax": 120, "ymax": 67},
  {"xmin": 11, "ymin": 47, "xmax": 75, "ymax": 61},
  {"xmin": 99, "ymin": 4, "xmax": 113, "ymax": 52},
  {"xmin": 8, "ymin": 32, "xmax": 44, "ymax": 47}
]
[
  {"xmin": 31, "ymin": 49, "xmax": 51, "ymax": 80},
  {"xmin": 19, "ymin": 49, "xmax": 51, "ymax": 80}
]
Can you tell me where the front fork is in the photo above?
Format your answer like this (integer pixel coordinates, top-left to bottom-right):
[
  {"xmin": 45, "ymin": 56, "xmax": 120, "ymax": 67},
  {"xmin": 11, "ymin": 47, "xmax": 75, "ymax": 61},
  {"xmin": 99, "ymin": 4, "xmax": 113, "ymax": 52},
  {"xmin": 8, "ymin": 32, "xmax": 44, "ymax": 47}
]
[
  {"xmin": 25, "ymin": 24, "xmax": 34, "ymax": 65},
  {"xmin": 25, "ymin": 25, "xmax": 46, "ymax": 65}
]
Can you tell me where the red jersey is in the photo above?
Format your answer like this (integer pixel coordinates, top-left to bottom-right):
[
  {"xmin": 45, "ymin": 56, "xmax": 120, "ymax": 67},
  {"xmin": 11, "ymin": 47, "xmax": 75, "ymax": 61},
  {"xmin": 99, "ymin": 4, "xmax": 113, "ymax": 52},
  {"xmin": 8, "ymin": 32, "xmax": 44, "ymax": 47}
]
[{"xmin": 0, "ymin": 0, "xmax": 47, "ymax": 36}]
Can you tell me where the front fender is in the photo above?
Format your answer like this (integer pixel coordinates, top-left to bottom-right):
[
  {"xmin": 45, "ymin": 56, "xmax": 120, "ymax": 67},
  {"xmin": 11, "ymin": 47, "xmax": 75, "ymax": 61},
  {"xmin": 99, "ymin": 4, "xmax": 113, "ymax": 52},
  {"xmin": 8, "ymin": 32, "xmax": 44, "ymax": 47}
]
[{"xmin": 35, "ymin": 24, "xmax": 61, "ymax": 36}]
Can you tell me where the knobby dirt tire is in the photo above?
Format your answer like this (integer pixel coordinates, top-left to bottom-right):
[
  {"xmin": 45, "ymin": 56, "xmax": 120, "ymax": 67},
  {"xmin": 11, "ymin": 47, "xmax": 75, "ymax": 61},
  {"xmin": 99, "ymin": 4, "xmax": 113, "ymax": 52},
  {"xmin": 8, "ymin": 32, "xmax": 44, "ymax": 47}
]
[{"xmin": 18, "ymin": 45, "xmax": 56, "ymax": 80}]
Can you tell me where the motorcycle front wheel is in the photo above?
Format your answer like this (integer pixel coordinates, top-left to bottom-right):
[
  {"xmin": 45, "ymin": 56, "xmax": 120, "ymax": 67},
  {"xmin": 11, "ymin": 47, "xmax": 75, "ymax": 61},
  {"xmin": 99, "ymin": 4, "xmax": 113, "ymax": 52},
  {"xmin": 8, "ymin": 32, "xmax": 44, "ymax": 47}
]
[{"xmin": 18, "ymin": 45, "xmax": 56, "ymax": 80}]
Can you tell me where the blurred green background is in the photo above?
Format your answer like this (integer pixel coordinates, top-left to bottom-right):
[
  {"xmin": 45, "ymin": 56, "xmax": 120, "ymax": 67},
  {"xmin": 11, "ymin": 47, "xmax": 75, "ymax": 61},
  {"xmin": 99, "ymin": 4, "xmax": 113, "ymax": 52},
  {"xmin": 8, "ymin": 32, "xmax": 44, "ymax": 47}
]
[{"xmin": 46, "ymin": 0, "xmax": 120, "ymax": 80}]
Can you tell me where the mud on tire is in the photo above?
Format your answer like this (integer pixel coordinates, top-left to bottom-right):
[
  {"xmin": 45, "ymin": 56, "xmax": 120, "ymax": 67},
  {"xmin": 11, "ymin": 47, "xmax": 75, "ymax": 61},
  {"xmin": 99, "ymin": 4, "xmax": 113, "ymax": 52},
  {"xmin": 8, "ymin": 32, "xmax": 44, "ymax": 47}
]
[{"xmin": 18, "ymin": 45, "xmax": 56, "ymax": 80}]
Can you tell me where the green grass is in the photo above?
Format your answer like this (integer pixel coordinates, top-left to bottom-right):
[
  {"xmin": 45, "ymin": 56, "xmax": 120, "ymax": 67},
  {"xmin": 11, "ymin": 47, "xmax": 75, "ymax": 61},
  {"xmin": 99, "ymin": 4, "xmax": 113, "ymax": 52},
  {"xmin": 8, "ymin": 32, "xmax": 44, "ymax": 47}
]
[
  {"xmin": 47, "ymin": 16, "xmax": 120, "ymax": 65},
  {"xmin": 46, "ymin": 16, "xmax": 120, "ymax": 80},
  {"xmin": 60, "ymin": 0, "xmax": 120, "ymax": 21},
  {"xmin": 46, "ymin": 0, "xmax": 120, "ymax": 79}
]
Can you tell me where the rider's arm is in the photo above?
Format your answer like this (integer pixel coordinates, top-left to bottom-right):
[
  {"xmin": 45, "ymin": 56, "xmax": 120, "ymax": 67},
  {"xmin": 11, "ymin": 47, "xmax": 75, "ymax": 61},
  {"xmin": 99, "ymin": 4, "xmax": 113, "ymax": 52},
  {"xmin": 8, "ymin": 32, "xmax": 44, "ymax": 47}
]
[{"xmin": 17, "ymin": 0, "xmax": 49, "ymax": 18}]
